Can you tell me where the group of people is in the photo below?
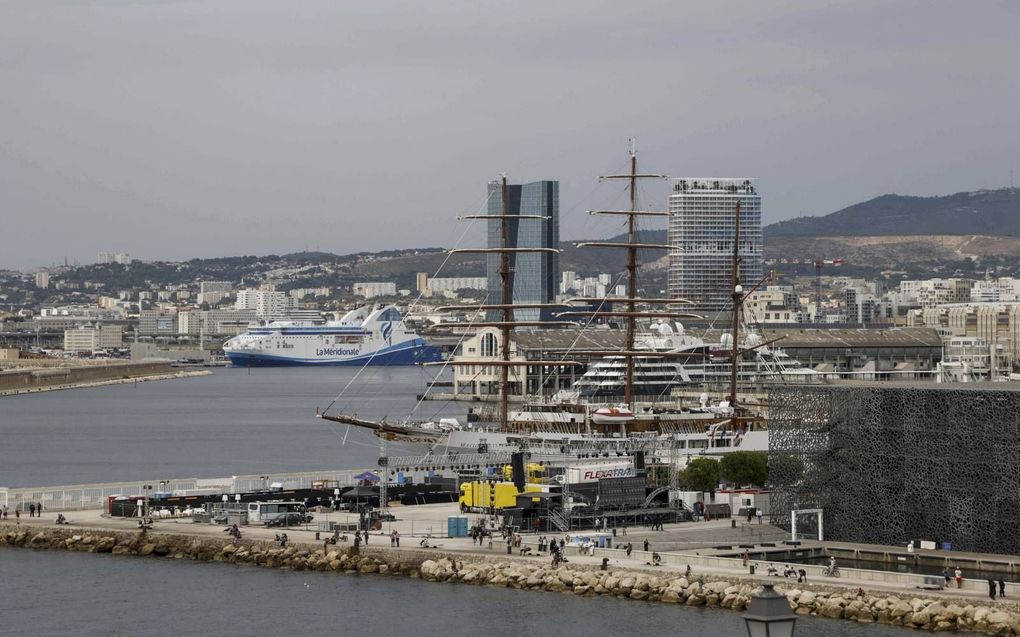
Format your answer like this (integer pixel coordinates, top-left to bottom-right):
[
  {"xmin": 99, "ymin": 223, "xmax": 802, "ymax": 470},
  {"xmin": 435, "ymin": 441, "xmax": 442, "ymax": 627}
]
[
  {"xmin": 987, "ymin": 577, "xmax": 1007, "ymax": 600},
  {"xmin": 275, "ymin": 533, "xmax": 289, "ymax": 547},
  {"xmin": 224, "ymin": 524, "xmax": 242, "ymax": 540},
  {"xmin": 25, "ymin": 503, "xmax": 44, "ymax": 518},
  {"xmin": 388, "ymin": 530, "xmax": 400, "ymax": 547}
]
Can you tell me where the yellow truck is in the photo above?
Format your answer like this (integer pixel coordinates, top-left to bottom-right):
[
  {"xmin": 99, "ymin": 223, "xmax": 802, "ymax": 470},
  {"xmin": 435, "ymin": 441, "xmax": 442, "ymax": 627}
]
[
  {"xmin": 459, "ymin": 481, "xmax": 542, "ymax": 512},
  {"xmin": 500, "ymin": 462, "xmax": 548, "ymax": 484}
]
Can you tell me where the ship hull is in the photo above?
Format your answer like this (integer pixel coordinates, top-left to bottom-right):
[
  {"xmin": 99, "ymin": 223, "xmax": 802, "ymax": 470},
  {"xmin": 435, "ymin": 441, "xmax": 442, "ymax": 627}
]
[{"xmin": 225, "ymin": 343, "xmax": 441, "ymax": 367}]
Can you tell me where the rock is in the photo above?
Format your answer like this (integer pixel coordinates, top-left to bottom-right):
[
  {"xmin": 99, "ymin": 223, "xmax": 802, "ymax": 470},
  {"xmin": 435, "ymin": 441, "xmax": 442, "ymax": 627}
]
[
  {"xmin": 798, "ymin": 591, "xmax": 816, "ymax": 606},
  {"xmin": 95, "ymin": 537, "xmax": 115, "ymax": 552},
  {"xmin": 139, "ymin": 543, "xmax": 156, "ymax": 556},
  {"xmin": 820, "ymin": 602, "xmax": 844, "ymax": 619},
  {"xmin": 629, "ymin": 590, "xmax": 648, "ymax": 601},
  {"xmin": 661, "ymin": 590, "xmax": 680, "ymax": 604}
]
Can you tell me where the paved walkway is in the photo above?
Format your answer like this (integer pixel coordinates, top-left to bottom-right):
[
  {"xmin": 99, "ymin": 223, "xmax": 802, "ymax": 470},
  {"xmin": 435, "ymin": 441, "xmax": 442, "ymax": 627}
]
[{"xmin": 9, "ymin": 504, "xmax": 1018, "ymax": 610}]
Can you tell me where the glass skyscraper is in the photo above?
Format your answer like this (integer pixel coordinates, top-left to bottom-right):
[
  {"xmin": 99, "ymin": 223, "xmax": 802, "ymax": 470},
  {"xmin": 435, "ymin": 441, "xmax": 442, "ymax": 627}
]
[
  {"xmin": 667, "ymin": 178, "xmax": 763, "ymax": 312},
  {"xmin": 486, "ymin": 180, "xmax": 559, "ymax": 321}
]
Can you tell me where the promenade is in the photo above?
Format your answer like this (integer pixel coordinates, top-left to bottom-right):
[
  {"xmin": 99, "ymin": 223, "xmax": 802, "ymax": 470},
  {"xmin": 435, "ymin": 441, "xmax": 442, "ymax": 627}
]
[{"xmin": 10, "ymin": 502, "xmax": 1019, "ymax": 611}]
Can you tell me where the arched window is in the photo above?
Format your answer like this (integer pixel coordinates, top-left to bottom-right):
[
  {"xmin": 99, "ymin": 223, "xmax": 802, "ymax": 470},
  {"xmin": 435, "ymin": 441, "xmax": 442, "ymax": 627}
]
[{"xmin": 481, "ymin": 332, "xmax": 498, "ymax": 358}]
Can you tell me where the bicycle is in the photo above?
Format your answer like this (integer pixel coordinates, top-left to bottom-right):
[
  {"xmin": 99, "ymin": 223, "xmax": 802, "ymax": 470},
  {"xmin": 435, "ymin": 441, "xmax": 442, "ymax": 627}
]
[{"xmin": 823, "ymin": 564, "xmax": 841, "ymax": 578}]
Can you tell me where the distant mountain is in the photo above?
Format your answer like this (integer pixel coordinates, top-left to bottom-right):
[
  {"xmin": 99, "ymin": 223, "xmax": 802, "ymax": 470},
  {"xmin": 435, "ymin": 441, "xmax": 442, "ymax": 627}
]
[{"xmin": 766, "ymin": 188, "xmax": 1020, "ymax": 237}]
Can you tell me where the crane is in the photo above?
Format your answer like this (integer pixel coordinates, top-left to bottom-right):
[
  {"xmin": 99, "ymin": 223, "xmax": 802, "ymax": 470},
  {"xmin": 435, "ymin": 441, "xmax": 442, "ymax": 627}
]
[{"xmin": 813, "ymin": 258, "xmax": 846, "ymax": 323}]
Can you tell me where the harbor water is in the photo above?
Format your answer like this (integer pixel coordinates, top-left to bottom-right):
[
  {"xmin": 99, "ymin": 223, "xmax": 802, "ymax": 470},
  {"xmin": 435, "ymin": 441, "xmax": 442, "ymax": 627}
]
[
  {"xmin": 0, "ymin": 548, "xmax": 918, "ymax": 637},
  {"xmin": 0, "ymin": 366, "xmax": 464, "ymax": 487}
]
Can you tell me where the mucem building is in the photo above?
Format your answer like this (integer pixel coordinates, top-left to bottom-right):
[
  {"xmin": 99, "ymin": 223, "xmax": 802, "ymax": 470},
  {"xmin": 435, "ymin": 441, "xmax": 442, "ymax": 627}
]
[{"xmin": 768, "ymin": 382, "xmax": 1020, "ymax": 554}]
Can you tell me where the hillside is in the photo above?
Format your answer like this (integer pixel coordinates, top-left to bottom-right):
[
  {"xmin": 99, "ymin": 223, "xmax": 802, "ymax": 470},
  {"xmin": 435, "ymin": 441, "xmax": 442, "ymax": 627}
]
[{"xmin": 765, "ymin": 188, "xmax": 1020, "ymax": 237}]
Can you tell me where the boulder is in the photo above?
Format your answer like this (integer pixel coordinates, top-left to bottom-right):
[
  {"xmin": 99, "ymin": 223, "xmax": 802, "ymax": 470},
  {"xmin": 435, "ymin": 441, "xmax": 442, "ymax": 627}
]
[
  {"xmin": 661, "ymin": 590, "xmax": 680, "ymax": 604},
  {"xmin": 139, "ymin": 544, "xmax": 156, "ymax": 556}
]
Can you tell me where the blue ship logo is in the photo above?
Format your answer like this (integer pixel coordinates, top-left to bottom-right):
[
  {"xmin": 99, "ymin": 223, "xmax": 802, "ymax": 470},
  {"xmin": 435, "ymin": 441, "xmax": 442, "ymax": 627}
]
[{"xmin": 381, "ymin": 321, "xmax": 392, "ymax": 345}]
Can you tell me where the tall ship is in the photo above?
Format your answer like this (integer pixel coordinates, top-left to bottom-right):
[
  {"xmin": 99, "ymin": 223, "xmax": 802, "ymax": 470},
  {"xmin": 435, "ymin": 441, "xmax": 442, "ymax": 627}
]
[
  {"xmin": 319, "ymin": 145, "xmax": 781, "ymax": 466},
  {"xmin": 223, "ymin": 305, "xmax": 441, "ymax": 366}
]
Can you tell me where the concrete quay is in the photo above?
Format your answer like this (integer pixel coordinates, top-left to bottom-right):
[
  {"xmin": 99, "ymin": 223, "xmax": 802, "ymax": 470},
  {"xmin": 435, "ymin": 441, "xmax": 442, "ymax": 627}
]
[
  {"xmin": 0, "ymin": 361, "xmax": 210, "ymax": 397},
  {"xmin": 6, "ymin": 503, "xmax": 1020, "ymax": 633}
]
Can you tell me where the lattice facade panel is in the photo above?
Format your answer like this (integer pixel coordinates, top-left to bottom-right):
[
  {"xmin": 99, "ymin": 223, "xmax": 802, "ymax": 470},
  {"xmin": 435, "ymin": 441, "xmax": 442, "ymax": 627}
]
[{"xmin": 768, "ymin": 383, "xmax": 1020, "ymax": 555}]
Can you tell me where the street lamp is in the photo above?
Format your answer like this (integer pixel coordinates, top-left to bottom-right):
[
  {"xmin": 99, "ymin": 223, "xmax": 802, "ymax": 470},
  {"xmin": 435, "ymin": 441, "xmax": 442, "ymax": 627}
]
[{"xmin": 743, "ymin": 582, "xmax": 797, "ymax": 637}]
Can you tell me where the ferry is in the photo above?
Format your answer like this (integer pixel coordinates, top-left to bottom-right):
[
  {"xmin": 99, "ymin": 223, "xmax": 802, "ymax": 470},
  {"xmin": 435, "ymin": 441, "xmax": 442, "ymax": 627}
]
[{"xmin": 223, "ymin": 305, "xmax": 441, "ymax": 366}]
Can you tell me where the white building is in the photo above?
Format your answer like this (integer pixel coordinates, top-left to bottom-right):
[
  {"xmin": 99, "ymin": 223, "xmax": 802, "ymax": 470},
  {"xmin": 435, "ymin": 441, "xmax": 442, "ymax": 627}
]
[
  {"xmin": 98, "ymin": 252, "xmax": 132, "ymax": 265},
  {"xmin": 668, "ymin": 178, "xmax": 762, "ymax": 311},
  {"xmin": 178, "ymin": 308, "xmax": 258, "ymax": 336},
  {"xmin": 64, "ymin": 324, "xmax": 124, "ymax": 352},
  {"xmin": 34, "ymin": 272, "xmax": 50, "ymax": 288},
  {"xmin": 352, "ymin": 282, "xmax": 397, "ymax": 298},
  {"xmin": 198, "ymin": 281, "xmax": 233, "ymax": 305},
  {"xmin": 426, "ymin": 277, "xmax": 487, "ymax": 294},
  {"xmin": 235, "ymin": 287, "xmax": 296, "ymax": 318},
  {"xmin": 970, "ymin": 278, "xmax": 1020, "ymax": 303}
]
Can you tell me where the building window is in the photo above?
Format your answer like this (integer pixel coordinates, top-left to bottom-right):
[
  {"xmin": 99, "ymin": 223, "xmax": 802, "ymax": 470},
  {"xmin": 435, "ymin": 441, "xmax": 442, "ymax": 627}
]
[{"xmin": 481, "ymin": 332, "xmax": 498, "ymax": 357}]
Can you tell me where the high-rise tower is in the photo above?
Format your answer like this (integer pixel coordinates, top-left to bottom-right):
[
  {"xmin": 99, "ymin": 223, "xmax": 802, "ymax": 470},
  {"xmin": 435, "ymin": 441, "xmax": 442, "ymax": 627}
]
[
  {"xmin": 668, "ymin": 178, "xmax": 762, "ymax": 311},
  {"xmin": 485, "ymin": 180, "xmax": 559, "ymax": 321}
]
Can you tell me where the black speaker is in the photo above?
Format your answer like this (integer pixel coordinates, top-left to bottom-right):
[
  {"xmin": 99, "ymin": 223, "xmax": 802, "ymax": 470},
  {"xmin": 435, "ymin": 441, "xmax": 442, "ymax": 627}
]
[
  {"xmin": 633, "ymin": 450, "xmax": 645, "ymax": 471},
  {"xmin": 510, "ymin": 452, "xmax": 526, "ymax": 490}
]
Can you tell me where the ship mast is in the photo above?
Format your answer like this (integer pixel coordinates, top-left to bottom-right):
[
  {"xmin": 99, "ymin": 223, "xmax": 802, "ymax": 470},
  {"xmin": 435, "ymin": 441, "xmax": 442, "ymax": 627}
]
[
  {"xmin": 498, "ymin": 176, "xmax": 513, "ymax": 430},
  {"xmin": 728, "ymin": 201, "xmax": 742, "ymax": 412},
  {"xmin": 578, "ymin": 140, "xmax": 675, "ymax": 408}
]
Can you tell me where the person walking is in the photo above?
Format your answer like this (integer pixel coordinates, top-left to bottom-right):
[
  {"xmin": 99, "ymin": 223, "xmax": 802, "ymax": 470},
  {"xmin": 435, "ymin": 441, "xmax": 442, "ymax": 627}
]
[
  {"xmin": 955, "ymin": 567, "xmax": 963, "ymax": 588},
  {"xmin": 988, "ymin": 579, "xmax": 997, "ymax": 601},
  {"xmin": 28, "ymin": 503, "xmax": 35, "ymax": 518},
  {"xmin": 999, "ymin": 577, "xmax": 1006, "ymax": 598},
  {"xmin": 643, "ymin": 539, "xmax": 649, "ymax": 552},
  {"xmin": 37, "ymin": 503, "xmax": 42, "ymax": 517},
  {"xmin": 15, "ymin": 509, "xmax": 20, "ymax": 523},
  {"xmin": 394, "ymin": 531, "xmax": 399, "ymax": 547},
  {"xmin": 625, "ymin": 542, "xmax": 633, "ymax": 557},
  {"xmin": 746, "ymin": 509, "xmax": 753, "ymax": 524},
  {"xmin": 756, "ymin": 508, "xmax": 763, "ymax": 525}
]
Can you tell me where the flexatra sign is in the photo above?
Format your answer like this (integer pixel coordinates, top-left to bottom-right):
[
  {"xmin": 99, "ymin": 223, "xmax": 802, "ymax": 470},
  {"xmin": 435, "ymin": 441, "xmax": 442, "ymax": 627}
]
[{"xmin": 582, "ymin": 467, "xmax": 636, "ymax": 480}]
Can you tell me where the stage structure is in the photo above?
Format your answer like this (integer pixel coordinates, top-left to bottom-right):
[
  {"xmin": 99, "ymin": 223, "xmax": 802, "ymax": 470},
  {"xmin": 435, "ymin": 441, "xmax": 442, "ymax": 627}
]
[{"xmin": 768, "ymin": 382, "xmax": 1020, "ymax": 555}]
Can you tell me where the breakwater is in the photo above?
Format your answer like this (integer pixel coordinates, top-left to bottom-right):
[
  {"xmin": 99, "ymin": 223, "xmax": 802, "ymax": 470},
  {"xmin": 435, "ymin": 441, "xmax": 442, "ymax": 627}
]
[
  {"xmin": 0, "ymin": 361, "xmax": 209, "ymax": 396},
  {"xmin": 4, "ymin": 525, "xmax": 1020, "ymax": 634}
]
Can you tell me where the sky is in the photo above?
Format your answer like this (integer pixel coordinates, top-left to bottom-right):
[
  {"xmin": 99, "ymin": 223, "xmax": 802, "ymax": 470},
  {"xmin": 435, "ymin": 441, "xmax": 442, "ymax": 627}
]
[{"xmin": 2, "ymin": 0, "xmax": 1019, "ymax": 269}]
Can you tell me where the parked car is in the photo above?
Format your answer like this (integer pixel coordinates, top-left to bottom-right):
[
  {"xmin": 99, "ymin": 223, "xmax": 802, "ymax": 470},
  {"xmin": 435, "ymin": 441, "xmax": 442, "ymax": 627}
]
[{"xmin": 264, "ymin": 512, "xmax": 313, "ymax": 527}]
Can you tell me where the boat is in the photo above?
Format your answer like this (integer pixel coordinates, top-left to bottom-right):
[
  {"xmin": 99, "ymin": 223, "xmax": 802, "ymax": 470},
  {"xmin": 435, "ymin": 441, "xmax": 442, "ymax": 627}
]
[
  {"xmin": 223, "ymin": 304, "xmax": 441, "ymax": 366},
  {"xmin": 591, "ymin": 405, "xmax": 635, "ymax": 425},
  {"xmin": 319, "ymin": 145, "xmax": 774, "ymax": 465},
  {"xmin": 573, "ymin": 324, "xmax": 817, "ymax": 399}
]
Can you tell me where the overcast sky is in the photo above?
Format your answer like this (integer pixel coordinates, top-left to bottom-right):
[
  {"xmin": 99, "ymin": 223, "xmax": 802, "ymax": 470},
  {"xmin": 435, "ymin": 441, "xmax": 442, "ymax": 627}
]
[{"xmin": 2, "ymin": 0, "xmax": 1018, "ymax": 269}]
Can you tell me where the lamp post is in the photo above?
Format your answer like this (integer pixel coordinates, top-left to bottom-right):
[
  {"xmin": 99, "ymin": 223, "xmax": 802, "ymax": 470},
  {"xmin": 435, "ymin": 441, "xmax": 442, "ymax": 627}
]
[
  {"xmin": 743, "ymin": 582, "xmax": 797, "ymax": 637},
  {"xmin": 142, "ymin": 484, "xmax": 153, "ymax": 519}
]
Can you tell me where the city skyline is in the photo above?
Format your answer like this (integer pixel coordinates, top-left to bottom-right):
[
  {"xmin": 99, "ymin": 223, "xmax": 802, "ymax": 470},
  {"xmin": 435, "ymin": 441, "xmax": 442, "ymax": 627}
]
[{"xmin": 2, "ymin": 1, "xmax": 1019, "ymax": 270}]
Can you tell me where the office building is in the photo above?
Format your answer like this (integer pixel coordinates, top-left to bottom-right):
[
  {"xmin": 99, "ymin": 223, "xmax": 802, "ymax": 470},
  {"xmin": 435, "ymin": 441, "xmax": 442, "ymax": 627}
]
[
  {"xmin": 34, "ymin": 272, "xmax": 50, "ymax": 289},
  {"xmin": 64, "ymin": 324, "xmax": 124, "ymax": 352},
  {"xmin": 486, "ymin": 179, "xmax": 559, "ymax": 321},
  {"xmin": 352, "ymin": 282, "xmax": 397, "ymax": 299},
  {"xmin": 668, "ymin": 178, "xmax": 762, "ymax": 311}
]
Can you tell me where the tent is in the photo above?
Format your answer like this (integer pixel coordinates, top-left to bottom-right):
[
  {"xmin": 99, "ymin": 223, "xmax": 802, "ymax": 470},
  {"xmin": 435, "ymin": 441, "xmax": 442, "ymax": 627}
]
[
  {"xmin": 354, "ymin": 471, "xmax": 380, "ymax": 483},
  {"xmin": 341, "ymin": 486, "xmax": 380, "ymax": 505}
]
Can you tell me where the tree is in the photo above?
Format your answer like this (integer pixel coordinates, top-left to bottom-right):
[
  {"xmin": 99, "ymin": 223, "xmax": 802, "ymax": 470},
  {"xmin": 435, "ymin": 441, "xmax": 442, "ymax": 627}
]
[
  {"xmin": 681, "ymin": 458, "xmax": 721, "ymax": 493},
  {"xmin": 719, "ymin": 451, "xmax": 768, "ymax": 487}
]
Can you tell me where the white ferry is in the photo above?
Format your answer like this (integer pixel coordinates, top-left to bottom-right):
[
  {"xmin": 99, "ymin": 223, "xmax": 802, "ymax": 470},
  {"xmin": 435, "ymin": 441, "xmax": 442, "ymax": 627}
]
[{"xmin": 223, "ymin": 305, "xmax": 441, "ymax": 366}]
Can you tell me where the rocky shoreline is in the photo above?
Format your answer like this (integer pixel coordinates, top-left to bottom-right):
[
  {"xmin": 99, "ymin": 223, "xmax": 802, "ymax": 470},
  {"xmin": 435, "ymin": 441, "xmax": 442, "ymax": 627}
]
[{"xmin": 4, "ymin": 525, "xmax": 1020, "ymax": 634}]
